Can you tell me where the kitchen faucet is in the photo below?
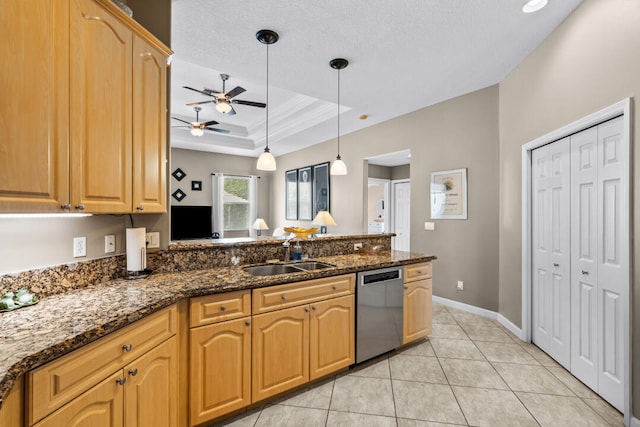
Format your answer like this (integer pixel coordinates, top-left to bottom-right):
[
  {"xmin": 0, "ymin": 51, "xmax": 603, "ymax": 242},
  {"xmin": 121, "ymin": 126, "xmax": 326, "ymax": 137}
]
[{"xmin": 282, "ymin": 235, "xmax": 295, "ymax": 261}]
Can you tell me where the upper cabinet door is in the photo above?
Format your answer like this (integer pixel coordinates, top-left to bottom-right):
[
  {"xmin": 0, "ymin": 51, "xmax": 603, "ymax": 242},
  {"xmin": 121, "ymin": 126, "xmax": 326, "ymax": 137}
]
[
  {"xmin": 69, "ymin": 0, "xmax": 133, "ymax": 213},
  {"xmin": 0, "ymin": 0, "xmax": 70, "ymax": 212},
  {"xmin": 132, "ymin": 35, "xmax": 167, "ymax": 213}
]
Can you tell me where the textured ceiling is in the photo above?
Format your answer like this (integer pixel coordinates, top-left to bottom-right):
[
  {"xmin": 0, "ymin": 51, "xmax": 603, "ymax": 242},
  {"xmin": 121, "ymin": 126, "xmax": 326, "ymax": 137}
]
[{"xmin": 170, "ymin": 0, "xmax": 583, "ymax": 159}]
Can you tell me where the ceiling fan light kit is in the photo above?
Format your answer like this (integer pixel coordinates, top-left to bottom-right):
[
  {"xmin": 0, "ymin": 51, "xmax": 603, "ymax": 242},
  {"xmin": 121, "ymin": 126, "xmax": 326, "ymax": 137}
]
[
  {"xmin": 329, "ymin": 58, "xmax": 349, "ymax": 176},
  {"xmin": 256, "ymin": 29, "xmax": 279, "ymax": 171},
  {"xmin": 171, "ymin": 106, "xmax": 230, "ymax": 136}
]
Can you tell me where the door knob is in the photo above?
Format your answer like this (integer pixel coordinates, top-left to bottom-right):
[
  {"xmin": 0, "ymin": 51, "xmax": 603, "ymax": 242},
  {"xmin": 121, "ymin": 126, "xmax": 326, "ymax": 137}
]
[
  {"xmin": 581, "ymin": 270, "xmax": 589, "ymax": 275},
  {"xmin": 553, "ymin": 263, "xmax": 559, "ymax": 267}
]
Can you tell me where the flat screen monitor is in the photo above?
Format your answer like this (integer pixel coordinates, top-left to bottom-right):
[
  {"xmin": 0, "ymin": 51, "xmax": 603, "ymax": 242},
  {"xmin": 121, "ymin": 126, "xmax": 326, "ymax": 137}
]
[{"xmin": 171, "ymin": 205, "xmax": 213, "ymax": 240}]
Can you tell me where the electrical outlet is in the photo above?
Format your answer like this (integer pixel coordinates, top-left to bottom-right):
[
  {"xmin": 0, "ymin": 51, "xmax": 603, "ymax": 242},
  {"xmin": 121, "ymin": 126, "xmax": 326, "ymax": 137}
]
[
  {"xmin": 146, "ymin": 232, "xmax": 160, "ymax": 249},
  {"xmin": 457, "ymin": 281, "xmax": 464, "ymax": 291},
  {"xmin": 105, "ymin": 235, "xmax": 115, "ymax": 253},
  {"xmin": 354, "ymin": 243, "xmax": 363, "ymax": 251},
  {"xmin": 73, "ymin": 237, "xmax": 87, "ymax": 258}
]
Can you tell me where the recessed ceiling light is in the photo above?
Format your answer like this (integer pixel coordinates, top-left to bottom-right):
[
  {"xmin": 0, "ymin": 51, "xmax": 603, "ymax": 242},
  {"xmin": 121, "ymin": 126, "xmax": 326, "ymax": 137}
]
[{"xmin": 522, "ymin": 0, "xmax": 548, "ymax": 13}]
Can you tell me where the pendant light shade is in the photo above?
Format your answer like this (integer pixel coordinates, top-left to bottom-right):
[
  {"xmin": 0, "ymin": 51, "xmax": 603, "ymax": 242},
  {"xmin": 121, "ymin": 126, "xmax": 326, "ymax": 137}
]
[
  {"xmin": 256, "ymin": 29, "xmax": 279, "ymax": 171},
  {"xmin": 329, "ymin": 58, "xmax": 348, "ymax": 176}
]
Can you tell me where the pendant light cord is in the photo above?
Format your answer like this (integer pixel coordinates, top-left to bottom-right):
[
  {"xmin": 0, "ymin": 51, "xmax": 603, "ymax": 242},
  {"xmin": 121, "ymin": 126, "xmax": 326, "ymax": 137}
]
[
  {"xmin": 265, "ymin": 43, "xmax": 270, "ymax": 151},
  {"xmin": 337, "ymin": 68, "xmax": 340, "ymax": 157}
]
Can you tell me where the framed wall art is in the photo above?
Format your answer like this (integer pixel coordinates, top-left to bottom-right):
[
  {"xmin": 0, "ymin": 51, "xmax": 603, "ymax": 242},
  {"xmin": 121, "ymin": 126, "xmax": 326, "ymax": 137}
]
[
  {"xmin": 313, "ymin": 162, "xmax": 330, "ymax": 217},
  {"xmin": 430, "ymin": 168, "xmax": 467, "ymax": 219},
  {"xmin": 285, "ymin": 169, "xmax": 298, "ymax": 220},
  {"xmin": 298, "ymin": 166, "xmax": 313, "ymax": 220}
]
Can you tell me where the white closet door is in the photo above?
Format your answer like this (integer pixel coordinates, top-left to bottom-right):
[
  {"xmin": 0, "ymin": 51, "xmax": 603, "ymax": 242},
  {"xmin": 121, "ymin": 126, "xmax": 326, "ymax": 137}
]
[
  {"xmin": 569, "ymin": 127, "xmax": 599, "ymax": 390},
  {"xmin": 595, "ymin": 117, "xmax": 626, "ymax": 410},
  {"xmin": 531, "ymin": 138, "xmax": 571, "ymax": 368},
  {"xmin": 392, "ymin": 180, "xmax": 411, "ymax": 252}
]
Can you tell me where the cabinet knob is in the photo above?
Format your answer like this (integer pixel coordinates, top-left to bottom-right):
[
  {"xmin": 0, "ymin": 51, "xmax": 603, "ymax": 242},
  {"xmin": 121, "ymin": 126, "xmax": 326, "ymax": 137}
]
[
  {"xmin": 332, "ymin": 286, "xmax": 337, "ymax": 290},
  {"xmin": 128, "ymin": 368, "xmax": 138, "ymax": 376},
  {"xmin": 245, "ymin": 320, "xmax": 251, "ymax": 326},
  {"xmin": 136, "ymin": 205, "xmax": 144, "ymax": 211},
  {"xmin": 281, "ymin": 295, "xmax": 287, "ymax": 301},
  {"xmin": 311, "ymin": 306, "xmax": 317, "ymax": 311},
  {"xmin": 416, "ymin": 270, "xmax": 422, "ymax": 275},
  {"xmin": 220, "ymin": 306, "xmax": 227, "ymax": 311},
  {"xmin": 75, "ymin": 204, "xmax": 85, "ymax": 211},
  {"xmin": 305, "ymin": 307, "xmax": 310, "ymax": 312},
  {"xmin": 404, "ymin": 286, "xmax": 408, "ymax": 290},
  {"xmin": 122, "ymin": 343, "xmax": 132, "ymax": 352},
  {"xmin": 61, "ymin": 203, "xmax": 71, "ymax": 211},
  {"xmin": 115, "ymin": 377, "xmax": 127, "ymax": 385}
]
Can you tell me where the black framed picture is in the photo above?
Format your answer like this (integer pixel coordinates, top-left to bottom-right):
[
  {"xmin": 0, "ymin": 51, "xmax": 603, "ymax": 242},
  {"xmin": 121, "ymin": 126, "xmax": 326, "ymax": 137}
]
[
  {"xmin": 298, "ymin": 166, "xmax": 313, "ymax": 220},
  {"xmin": 191, "ymin": 180, "xmax": 202, "ymax": 191},
  {"xmin": 285, "ymin": 169, "xmax": 298, "ymax": 220},
  {"xmin": 313, "ymin": 162, "xmax": 330, "ymax": 217}
]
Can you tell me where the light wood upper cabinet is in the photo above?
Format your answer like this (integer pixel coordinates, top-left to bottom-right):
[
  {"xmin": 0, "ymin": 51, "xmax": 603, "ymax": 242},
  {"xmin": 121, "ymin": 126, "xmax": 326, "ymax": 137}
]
[
  {"xmin": 403, "ymin": 262, "xmax": 433, "ymax": 344},
  {"xmin": 0, "ymin": 0, "xmax": 69, "ymax": 212},
  {"xmin": 0, "ymin": 0, "xmax": 170, "ymax": 213}
]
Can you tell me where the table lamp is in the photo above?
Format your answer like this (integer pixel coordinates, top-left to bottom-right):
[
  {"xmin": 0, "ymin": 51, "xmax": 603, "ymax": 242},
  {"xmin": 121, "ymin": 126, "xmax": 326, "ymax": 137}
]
[
  {"xmin": 252, "ymin": 218, "xmax": 269, "ymax": 236},
  {"xmin": 312, "ymin": 211, "xmax": 336, "ymax": 234}
]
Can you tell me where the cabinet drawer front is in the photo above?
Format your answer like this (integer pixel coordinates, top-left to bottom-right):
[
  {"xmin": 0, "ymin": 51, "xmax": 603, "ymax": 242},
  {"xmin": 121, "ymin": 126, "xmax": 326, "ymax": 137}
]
[
  {"xmin": 28, "ymin": 305, "xmax": 176, "ymax": 425},
  {"xmin": 252, "ymin": 274, "xmax": 355, "ymax": 314},
  {"xmin": 190, "ymin": 290, "xmax": 251, "ymax": 327},
  {"xmin": 404, "ymin": 262, "xmax": 432, "ymax": 282}
]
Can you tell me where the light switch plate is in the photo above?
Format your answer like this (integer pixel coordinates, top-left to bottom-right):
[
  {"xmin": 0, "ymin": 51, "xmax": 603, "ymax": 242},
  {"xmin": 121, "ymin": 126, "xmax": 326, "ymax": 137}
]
[
  {"xmin": 146, "ymin": 232, "xmax": 160, "ymax": 249},
  {"xmin": 424, "ymin": 222, "xmax": 435, "ymax": 231}
]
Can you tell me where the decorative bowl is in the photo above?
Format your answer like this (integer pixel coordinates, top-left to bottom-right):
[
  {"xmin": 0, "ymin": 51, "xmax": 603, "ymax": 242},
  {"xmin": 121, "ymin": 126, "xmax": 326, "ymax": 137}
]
[{"xmin": 284, "ymin": 227, "xmax": 319, "ymax": 240}]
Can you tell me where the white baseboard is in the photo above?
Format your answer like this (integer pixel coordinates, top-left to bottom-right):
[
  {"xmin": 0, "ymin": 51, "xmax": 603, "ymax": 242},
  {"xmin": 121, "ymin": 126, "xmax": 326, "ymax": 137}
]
[{"xmin": 432, "ymin": 296, "xmax": 524, "ymax": 341}]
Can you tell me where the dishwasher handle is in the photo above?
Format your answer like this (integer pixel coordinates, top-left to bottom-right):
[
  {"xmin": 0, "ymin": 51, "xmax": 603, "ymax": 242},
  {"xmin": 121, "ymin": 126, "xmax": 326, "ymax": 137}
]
[{"xmin": 358, "ymin": 268, "xmax": 402, "ymax": 286}]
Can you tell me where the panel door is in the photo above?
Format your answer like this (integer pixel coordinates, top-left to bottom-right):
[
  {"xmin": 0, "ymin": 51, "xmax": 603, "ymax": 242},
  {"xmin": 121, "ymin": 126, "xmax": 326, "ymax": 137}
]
[
  {"xmin": 252, "ymin": 306, "xmax": 309, "ymax": 402},
  {"xmin": 33, "ymin": 371, "xmax": 124, "ymax": 427},
  {"xmin": 531, "ymin": 138, "xmax": 571, "ymax": 368},
  {"xmin": 392, "ymin": 180, "xmax": 411, "ymax": 251},
  {"xmin": 309, "ymin": 295, "xmax": 354, "ymax": 380},
  {"xmin": 132, "ymin": 34, "xmax": 167, "ymax": 213},
  {"xmin": 70, "ymin": 0, "xmax": 133, "ymax": 213},
  {"xmin": 569, "ymin": 127, "xmax": 599, "ymax": 390},
  {"xmin": 0, "ymin": 0, "xmax": 69, "ymax": 212},
  {"xmin": 595, "ymin": 117, "xmax": 626, "ymax": 410},
  {"xmin": 189, "ymin": 318, "xmax": 251, "ymax": 425},
  {"xmin": 403, "ymin": 278, "xmax": 433, "ymax": 344},
  {"xmin": 123, "ymin": 337, "xmax": 177, "ymax": 427}
]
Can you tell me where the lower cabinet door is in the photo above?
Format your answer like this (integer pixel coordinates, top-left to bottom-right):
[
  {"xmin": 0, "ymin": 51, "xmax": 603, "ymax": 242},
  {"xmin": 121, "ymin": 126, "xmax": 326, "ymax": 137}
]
[
  {"xmin": 189, "ymin": 318, "xmax": 251, "ymax": 425},
  {"xmin": 252, "ymin": 305, "xmax": 309, "ymax": 402},
  {"xmin": 33, "ymin": 371, "xmax": 124, "ymax": 427},
  {"xmin": 310, "ymin": 295, "xmax": 355, "ymax": 380},
  {"xmin": 403, "ymin": 278, "xmax": 433, "ymax": 344},
  {"xmin": 124, "ymin": 337, "xmax": 178, "ymax": 427}
]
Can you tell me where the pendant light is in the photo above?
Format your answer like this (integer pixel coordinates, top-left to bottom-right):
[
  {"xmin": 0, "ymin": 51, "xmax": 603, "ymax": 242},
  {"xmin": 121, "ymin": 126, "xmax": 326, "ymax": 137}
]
[
  {"xmin": 329, "ymin": 58, "xmax": 348, "ymax": 175},
  {"xmin": 256, "ymin": 29, "xmax": 279, "ymax": 171}
]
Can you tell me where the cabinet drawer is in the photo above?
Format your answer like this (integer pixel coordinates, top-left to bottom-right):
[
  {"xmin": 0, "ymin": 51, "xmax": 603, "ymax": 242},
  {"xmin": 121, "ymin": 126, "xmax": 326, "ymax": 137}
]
[
  {"xmin": 190, "ymin": 290, "xmax": 251, "ymax": 328},
  {"xmin": 27, "ymin": 305, "xmax": 177, "ymax": 425},
  {"xmin": 252, "ymin": 274, "xmax": 355, "ymax": 314},
  {"xmin": 404, "ymin": 262, "xmax": 432, "ymax": 282}
]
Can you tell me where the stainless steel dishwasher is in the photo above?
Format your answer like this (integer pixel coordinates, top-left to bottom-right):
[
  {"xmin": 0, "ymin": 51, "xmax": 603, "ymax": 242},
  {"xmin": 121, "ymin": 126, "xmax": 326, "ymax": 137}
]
[{"xmin": 356, "ymin": 266, "xmax": 404, "ymax": 363}]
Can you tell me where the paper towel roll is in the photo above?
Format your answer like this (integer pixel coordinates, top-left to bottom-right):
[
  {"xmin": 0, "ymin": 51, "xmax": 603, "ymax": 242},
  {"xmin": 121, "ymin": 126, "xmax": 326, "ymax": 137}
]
[{"xmin": 126, "ymin": 227, "xmax": 146, "ymax": 272}]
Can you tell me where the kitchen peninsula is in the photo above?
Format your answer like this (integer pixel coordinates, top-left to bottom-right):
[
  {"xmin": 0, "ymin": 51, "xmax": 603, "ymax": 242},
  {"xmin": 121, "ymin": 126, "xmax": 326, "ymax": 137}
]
[{"xmin": 0, "ymin": 234, "xmax": 435, "ymax": 425}]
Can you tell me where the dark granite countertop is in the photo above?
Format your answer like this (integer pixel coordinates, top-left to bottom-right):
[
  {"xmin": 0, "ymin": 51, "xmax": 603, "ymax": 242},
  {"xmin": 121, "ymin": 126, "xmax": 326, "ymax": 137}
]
[{"xmin": 0, "ymin": 251, "xmax": 435, "ymax": 407}]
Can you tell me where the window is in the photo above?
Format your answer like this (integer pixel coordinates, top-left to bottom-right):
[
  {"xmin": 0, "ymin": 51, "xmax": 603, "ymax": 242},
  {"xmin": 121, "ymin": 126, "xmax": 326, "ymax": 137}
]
[{"xmin": 223, "ymin": 176, "xmax": 250, "ymax": 231}]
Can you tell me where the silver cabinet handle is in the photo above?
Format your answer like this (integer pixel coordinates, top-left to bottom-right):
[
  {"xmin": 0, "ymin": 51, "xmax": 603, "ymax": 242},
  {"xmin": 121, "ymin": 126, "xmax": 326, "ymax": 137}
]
[
  {"xmin": 116, "ymin": 377, "xmax": 127, "ymax": 385},
  {"xmin": 311, "ymin": 306, "xmax": 317, "ymax": 311},
  {"xmin": 128, "ymin": 368, "xmax": 138, "ymax": 376},
  {"xmin": 281, "ymin": 295, "xmax": 287, "ymax": 300},
  {"xmin": 332, "ymin": 286, "xmax": 337, "ymax": 290},
  {"xmin": 75, "ymin": 204, "xmax": 85, "ymax": 211},
  {"xmin": 61, "ymin": 203, "xmax": 71, "ymax": 210},
  {"xmin": 220, "ymin": 305, "xmax": 227, "ymax": 311},
  {"xmin": 122, "ymin": 344, "xmax": 132, "ymax": 352},
  {"xmin": 581, "ymin": 270, "xmax": 589, "ymax": 275},
  {"xmin": 136, "ymin": 205, "xmax": 144, "ymax": 211},
  {"xmin": 304, "ymin": 307, "xmax": 309, "ymax": 312},
  {"xmin": 553, "ymin": 263, "xmax": 559, "ymax": 267}
]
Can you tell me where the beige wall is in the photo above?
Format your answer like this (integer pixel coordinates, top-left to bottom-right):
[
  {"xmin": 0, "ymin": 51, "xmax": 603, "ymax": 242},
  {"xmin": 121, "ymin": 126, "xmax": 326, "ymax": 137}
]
[
  {"xmin": 498, "ymin": 0, "xmax": 640, "ymax": 415},
  {"xmin": 273, "ymin": 85, "xmax": 500, "ymax": 310}
]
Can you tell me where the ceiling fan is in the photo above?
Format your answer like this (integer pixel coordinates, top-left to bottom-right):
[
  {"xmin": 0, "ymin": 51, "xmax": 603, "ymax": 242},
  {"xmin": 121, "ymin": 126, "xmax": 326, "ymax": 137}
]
[
  {"xmin": 171, "ymin": 106, "xmax": 230, "ymax": 136},
  {"xmin": 183, "ymin": 73, "xmax": 266, "ymax": 116}
]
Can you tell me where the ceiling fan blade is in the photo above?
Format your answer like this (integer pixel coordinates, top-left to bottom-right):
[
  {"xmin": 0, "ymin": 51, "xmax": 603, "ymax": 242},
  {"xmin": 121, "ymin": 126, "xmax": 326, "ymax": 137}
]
[
  {"xmin": 227, "ymin": 106, "xmax": 237, "ymax": 116},
  {"xmin": 171, "ymin": 117, "xmax": 192, "ymax": 125},
  {"xmin": 225, "ymin": 86, "xmax": 246, "ymax": 99},
  {"xmin": 183, "ymin": 86, "xmax": 210, "ymax": 96},
  {"xmin": 186, "ymin": 100, "xmax": 215, "ymax": 106},
  {"xmin": 203, "ymin": 120, "xmax": 220, "ymax": 126},
  {"xmin": 202, "ymin": 87, "xmax": 221, "ymax": 96},
  {"xmin": 171, "ymin": 125, "xmax": 190, "ymax": 128},
  {"xmin": 205, "ymin": 127, "xmax": 231, "ymax": 134},
  {"xmin": 232, "ymin": 99, "xmax": 266, "ymax": 108}
]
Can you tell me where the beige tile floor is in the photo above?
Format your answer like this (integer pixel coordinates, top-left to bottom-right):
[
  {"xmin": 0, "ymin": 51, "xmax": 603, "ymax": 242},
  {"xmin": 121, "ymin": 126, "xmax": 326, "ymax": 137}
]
[{"xmin": 211, "ymin": 303, "xmax": 623, "ymax": 427}]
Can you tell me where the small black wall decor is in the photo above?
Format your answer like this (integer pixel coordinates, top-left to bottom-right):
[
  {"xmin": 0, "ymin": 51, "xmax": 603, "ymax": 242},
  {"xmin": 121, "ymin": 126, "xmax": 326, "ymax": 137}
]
[
  {"xmin": 172, "ymin": 189, "xmax": 186, "ymax": 202},
  {"xmin": 191, "ymin": 180, "xmax": 202, "ymax": 191},
  {"xmin": 172, "ymin": 167, "xmax": 186, "ymax": 181}
]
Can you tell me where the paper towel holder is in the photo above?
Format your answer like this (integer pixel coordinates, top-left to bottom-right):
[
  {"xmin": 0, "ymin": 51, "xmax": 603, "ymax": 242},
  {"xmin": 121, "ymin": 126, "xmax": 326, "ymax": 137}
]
[{"xmin": 126, "ymin": 227, "xmax": 152, "ymax": 280}]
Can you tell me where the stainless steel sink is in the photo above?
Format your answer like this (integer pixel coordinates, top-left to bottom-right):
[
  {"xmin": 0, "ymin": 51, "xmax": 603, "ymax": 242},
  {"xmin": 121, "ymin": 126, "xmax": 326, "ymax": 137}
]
[
  {"xmin": 243, "ymin": 264, "xmax": 303, "ymax": 276},
  {"xmin": 289, "ymin": 261, "xmax": 335, "ymax": 270},
  {"xmin": 243, "ymin": 261, "xmax": 335, "ymax": 276}
]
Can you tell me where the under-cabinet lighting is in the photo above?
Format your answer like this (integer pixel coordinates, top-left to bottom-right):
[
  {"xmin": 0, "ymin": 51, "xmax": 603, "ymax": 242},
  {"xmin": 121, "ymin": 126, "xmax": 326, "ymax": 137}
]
[{"xmin": 0, "ymin": 213, "xmax": 93, "ymax": 219}]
